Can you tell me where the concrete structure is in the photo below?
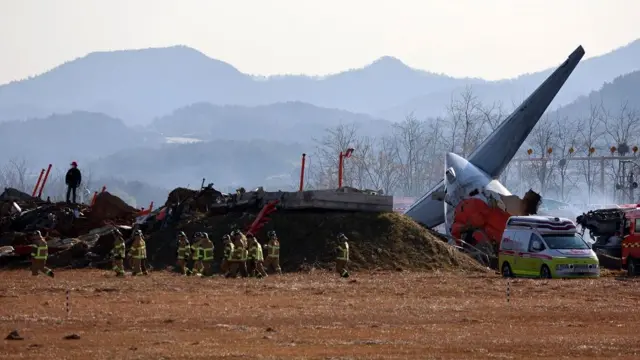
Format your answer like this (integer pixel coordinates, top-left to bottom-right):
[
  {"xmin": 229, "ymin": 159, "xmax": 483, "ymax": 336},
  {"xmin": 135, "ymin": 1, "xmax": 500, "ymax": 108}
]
[
  {"xmin": 404, "ymin": 45, "xmax": 586, "ymax": 228},
  {"xmin": 261, "ymin": 189, "xmax": 393, "ymax": 212}
]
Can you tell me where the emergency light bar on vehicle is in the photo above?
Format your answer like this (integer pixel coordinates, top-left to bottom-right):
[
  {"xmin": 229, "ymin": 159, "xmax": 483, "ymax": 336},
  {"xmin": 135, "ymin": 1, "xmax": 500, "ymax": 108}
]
[{"xmin": 506, "ymin": 216, "xmax": 577, "ymax": 232}]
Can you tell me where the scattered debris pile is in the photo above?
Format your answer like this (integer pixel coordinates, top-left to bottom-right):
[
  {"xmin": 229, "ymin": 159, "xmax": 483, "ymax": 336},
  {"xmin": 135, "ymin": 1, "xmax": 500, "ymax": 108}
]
[
  {"xmin": 0, "ymin": 188, "xmax": 137, "ymax": 268},
  {"xmin": 0, "ymin": 185, "xmax": 485, "ymax": 273}
]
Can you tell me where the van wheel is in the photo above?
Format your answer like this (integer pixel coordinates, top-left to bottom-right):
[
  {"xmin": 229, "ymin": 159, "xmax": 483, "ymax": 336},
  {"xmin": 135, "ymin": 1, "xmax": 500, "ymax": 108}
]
[
  {"xmin": 501, "ymin": 262, "xmax": 513, "ymax": 278},
  {"xmin": 628, "ymin": 258, "xmax": 637, "ymax": 277},
  {"xmin": 540, "ymin": 265, "xmax": 552, "ymax": 279}
]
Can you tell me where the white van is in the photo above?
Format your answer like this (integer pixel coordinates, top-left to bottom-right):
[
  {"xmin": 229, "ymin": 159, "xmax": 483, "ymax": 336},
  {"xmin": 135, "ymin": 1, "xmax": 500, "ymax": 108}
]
[{"xmin": 498, "ymin": 215, "xmax": 599, "ymax": 278}]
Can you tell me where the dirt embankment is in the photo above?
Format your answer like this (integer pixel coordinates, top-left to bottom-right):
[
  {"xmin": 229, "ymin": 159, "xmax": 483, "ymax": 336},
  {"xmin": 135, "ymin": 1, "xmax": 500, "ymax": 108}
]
[{"xmin": 146, "ymin": 210, "xmax": 487, "ymax": 273}]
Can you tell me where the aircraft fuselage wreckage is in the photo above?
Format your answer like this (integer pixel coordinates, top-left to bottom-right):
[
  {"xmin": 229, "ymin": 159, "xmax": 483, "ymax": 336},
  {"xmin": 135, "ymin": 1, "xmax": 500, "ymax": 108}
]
[{"xmin": 404, "ymin": 46, "xmax": 585, "ymax": 251}]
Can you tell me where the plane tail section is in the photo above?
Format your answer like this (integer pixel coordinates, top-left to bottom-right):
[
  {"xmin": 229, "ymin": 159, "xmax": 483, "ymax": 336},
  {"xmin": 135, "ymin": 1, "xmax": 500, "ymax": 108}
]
[{"xmin": 404, "ymin": 46, "xmax": 585, "ymax": 228}]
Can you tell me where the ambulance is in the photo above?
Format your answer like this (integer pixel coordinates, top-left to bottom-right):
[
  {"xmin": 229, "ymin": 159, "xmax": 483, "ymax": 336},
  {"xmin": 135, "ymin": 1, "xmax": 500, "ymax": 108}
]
[{"xmin": 498, "ymin": 215, "xmax": 600, "ymax": 278}]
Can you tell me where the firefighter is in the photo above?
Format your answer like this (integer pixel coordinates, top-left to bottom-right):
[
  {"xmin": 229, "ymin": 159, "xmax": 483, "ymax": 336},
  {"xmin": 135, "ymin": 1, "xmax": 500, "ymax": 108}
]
[
  {"xmin": 248, "ymin": 234, "xmax": 267, "ymax": 278},
  {"xmin": 246, "ymin": 234, "xmax": 256, "ymax": 276},
  {"xmin": 176, "ymin": 231, "xmax": 192, "ymax": 275},
  {"xmin": 240, "ymin": 232, "xmax": 249, "ymax": 277},
  {"xmin": 335, "ymin": 233, "xmax": 350, "ymax": 278},
  {"xmin": 111, "ymin": 229, "xmax": 126, "ymax": 277},
  {"xmin": 140, "ymin": 231, "xmax": 149, "ymax": 275},
  {"xmin": 264, "ymin": 230, "xmax": 282, "ymax": 274},
  {"xmin": 190, "ymin": 232, "xmax": 204, "ymax": 276},
  {"xmin": 128, "ymin": 230, "xmax": 146, "ymax": 275},
  {"xmin": 220, "ymin": 234, "xmax": 234, "ymax": 274},
  {"xmin": 226, "ymin": 234, "xmax": 246, "ymax": 278},
  {"xmin": 200, "ymin": 232, "xmax": 215, "ymax": 276},
  {"xmin": 232, "ymin": 230, "xmax": 248, "ymax": 277},
  {"xmin": 30, "ymin": 231, "xmax": 54, "ymax": 277}
]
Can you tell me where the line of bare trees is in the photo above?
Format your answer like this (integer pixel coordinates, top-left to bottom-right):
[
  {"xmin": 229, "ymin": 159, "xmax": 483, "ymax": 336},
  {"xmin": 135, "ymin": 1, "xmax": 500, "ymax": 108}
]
[{"xmin": 305, "ymin": 87, "xmax": 640, "ymax": 205}]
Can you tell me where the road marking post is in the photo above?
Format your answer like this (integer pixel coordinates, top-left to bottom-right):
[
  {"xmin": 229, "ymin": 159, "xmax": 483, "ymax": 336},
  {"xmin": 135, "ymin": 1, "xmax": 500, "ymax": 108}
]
[
  {"xmin": 66, "ymin": 289, "xmax": 71, "ymax": 317},
  {"xmin": 506, "ymin": 279, "xmax": 510, "ymax": 303}
]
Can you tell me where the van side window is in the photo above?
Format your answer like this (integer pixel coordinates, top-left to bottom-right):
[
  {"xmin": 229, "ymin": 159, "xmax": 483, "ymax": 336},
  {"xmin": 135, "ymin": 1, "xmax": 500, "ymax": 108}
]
[
  {"xmin": 500, "ymin": 231, "xmax": 514, "ymax": 250},
  {"xmin": 528, "ymin": 233, "xmax": 545, "ymax": 252},
  {"xmin": 510, "ymin": 230, "xmax": 525, "ymax": 251},
  {"xmin": 635, "ymin": 219, "xmax": 640, "ymax": 234}
]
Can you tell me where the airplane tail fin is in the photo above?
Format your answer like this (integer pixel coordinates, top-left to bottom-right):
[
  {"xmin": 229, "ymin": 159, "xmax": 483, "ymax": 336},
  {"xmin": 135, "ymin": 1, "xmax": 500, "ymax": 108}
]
[{"xmin": 470, "ymin": 46, "xmax": 585, "ymax": 177}]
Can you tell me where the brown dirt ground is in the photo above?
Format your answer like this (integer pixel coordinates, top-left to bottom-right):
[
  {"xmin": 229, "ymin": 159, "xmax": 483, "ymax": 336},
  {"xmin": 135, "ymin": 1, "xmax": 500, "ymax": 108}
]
[{"xmin": 1, "ymin": 270, "xmax": 640, "ymax": 360}]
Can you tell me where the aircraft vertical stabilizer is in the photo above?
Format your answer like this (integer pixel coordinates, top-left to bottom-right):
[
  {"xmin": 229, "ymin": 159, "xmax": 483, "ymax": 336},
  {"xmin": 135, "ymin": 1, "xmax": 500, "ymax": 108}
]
[
  {"xmin": 470, "ymin": 46, "xmax": 585, "ymax": 177},
  {"xmin": 404, "ymin": 46, "xmax": 585, "ymax": 228}
]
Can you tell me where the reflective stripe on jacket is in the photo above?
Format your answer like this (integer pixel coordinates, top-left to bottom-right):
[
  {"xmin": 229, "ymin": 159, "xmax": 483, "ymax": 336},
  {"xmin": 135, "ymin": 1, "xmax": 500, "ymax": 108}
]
[
  {"xmin": 177, "ymin": 244, "xmax": 191, "ymax": 259},
  {"xmin": 32, "ymin": 245, "xmax": 48, "ymax": 260},
  {"xmin": 192, "ymin": 245, "xmax": 202, "ymax": 260},
  {"xmin": 267, "ymin": 241, "xmax": 280, "ymax": 258},
  {"xmin": 201, "ymin": 243, "xmax": 214, "ymax": 261},
  {"xmin": 113, "ymin": 241, "xmax": 126, "ymax": 257},
  {"xmin": 337, "ymin": 242, "xmax": 349, "ymax": 261}
]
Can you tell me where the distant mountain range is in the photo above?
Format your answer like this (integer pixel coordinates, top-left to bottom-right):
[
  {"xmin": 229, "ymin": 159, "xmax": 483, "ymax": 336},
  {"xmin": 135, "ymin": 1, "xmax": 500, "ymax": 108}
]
[
  {"xmin": 1, "ymin": 39, "xmax": 639, "ymax": 125},
  {"xmin": 149, "ymin": 101, "xmax": 392, "ymax": 142},
  {"xmin": 1, "ymin": 65, "xmax": 638, "ymax": 203}
]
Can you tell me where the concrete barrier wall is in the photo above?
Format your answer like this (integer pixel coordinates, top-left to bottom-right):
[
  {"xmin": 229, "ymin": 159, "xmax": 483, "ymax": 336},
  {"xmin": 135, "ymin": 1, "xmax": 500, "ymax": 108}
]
[{"xmin": 261, "ymin": 190, "xmax": 393, "ymax": 212}]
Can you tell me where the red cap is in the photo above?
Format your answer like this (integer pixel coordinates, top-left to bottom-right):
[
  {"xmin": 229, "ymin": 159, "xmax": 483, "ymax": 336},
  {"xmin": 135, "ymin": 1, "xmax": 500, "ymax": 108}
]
[{"xmin": 71, "ymin": 161, "xmax": 78, "ymax": 167}]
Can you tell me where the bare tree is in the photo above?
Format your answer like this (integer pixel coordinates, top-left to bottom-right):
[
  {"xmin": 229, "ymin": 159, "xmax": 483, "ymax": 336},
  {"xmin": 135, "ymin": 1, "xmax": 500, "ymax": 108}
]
[
  {"xmin": 600, "ymin": 100, "xmax": 640, "ymax": 147},
  {"xmin": 352, "ymin": 135, "xmax": 401, "ymax": 194},
  {"xmin": 392, "ymin": 114, "xmax": 433, "ymax": 196},
  {"xmin": 576, "ymin": 102, "xmax": 605, "ymax": 203},
  {"xmin": 309, "ymin": 123, "xmax": 360, "ymax": 189},
  {"xmin": 479, "ymin": 100, "xmax": 507, "ymax": 132},
  {"xmin": 552, "ymin": 116, "xmax": 580, "ymax": 201},
  {"xmin": 525, "ymin": 115, "xmax": 557, "ymax": 195},
  {"xmin": 0, "ymin": 158, "xmax": 31, "ymax": 193},
  {"xmin": 445, "ymin": 86, "xmax": 486, "ymax": 157}
]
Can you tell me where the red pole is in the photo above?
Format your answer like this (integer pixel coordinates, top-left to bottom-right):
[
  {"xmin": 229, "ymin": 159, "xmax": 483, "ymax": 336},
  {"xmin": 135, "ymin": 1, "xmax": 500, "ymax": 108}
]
[
  {"xmin": 148, "ymin": 201, "xmax": 154, "ymax": 212},
  {"xmin": 101, "ymin": 186, "xmax": 106, "ymax": 193},
  {"xmin": 338, "ymin": 152, "xmax": 344, "ymax": 188},
  {"xmin": 90, "ymin": 191, "xmax": 98, "ymax": 206},
  {"xmin": 299, "ymin": 153, "xmax": 306, "ymax": 191},
  {"xmin": 37, "ymin": 164, "xmax": 52, "ymax": 198},
  {"xmin": 32, "ymin": 169, "xmax": 45, "ymax": 197}
]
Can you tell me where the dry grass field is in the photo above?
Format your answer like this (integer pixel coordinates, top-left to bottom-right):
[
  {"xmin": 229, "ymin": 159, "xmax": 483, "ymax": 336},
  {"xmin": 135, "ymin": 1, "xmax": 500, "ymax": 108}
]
[{"xmin": 1, "ymin": 269, "xmax": 640, "ymax": 359}]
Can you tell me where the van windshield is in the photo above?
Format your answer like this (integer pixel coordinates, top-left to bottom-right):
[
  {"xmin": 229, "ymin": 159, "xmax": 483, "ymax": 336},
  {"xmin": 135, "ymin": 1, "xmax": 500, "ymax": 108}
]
[{"xmin": 542, "ymin": 234, "xmax": 589, "ymax": 250}]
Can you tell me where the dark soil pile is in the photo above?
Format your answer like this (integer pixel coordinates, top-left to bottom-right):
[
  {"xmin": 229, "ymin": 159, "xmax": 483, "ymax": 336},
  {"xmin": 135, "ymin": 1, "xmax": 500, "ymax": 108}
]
[
  {"xmin": 88, "ymin": 192, "xmax": 138, "ymax": 223},
  {"xmin": 145, "ymin": 210, "xmax": 487, "ymax": 273},
  {"xmin": 165, "ymin": 187, "xmax": 223, "ymax": 212}
]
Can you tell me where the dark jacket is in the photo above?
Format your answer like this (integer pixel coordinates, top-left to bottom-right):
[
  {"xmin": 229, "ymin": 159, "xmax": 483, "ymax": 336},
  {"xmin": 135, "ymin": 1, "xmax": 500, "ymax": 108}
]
[{"xmin": 65, "ymin": 168, "xmax": 82, "ymax": 187}]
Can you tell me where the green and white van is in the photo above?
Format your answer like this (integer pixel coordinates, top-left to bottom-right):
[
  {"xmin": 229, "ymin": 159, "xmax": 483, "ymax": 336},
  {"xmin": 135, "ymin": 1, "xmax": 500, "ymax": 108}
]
[{"xmin": 498, "ymin": 215, "xmax": 600, "ymax": 278}]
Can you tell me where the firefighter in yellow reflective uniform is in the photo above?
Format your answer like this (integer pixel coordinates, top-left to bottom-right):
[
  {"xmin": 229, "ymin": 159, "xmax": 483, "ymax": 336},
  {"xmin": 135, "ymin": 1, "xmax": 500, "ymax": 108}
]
[
  {"xmin": 199, "ymin": 232, "xmax": 215, "ymax": 277},
  {"xmin": 220, "ymin": 234, "xmax": 233, "ymax": 274},
  {"xmin": 335, "ymin": 233, "xmax": 350, "ymax": 278},
  {"xmin": 240, "ymin": 232, "xmax": 249, "ymax": 277},
  {"xmin": 176, "ymin": 231, "xmax": 192, "ymax": 275},
  {"xmin": 139, "ymin": 232, "xmax": 149, "ymax": 275},
  {"xmin": 128, "ymin": 230, "xmax": 146, "ymax": 276},
  {"xmin": 111, "ymin": 229, "xmax": 126, "ymax": 277},
  {"xmin": 264, "ymin": 230, "xmax": 282, "ymax": 274},
  {"xmin": 190, "ymin": 232, "xmax": 204, "ymax": 276},
  {"xmin": 248, "ymin": 234, "xmax": 267, "ymax": 278},
  {"xmin": 246, "ymin": 234, "xmax": 256, "ymax": 276},
  {"xmin": 231, "ymin": 230, "xmax": 248, "ymax": 277},
  {"xmin": 30, "ymin": 230, "xmax": 54, "ymax": 277},
  {"xmin": 226, "ymin": 234, "xmax": 246, "ymax": 278}
]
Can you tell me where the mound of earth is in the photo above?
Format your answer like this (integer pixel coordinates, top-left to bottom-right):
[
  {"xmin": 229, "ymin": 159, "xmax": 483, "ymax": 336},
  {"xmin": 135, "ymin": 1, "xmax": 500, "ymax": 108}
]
[
  {"xmin": 88, "ymin": 192, "xmax": 138, "ymax": 223},
  {"xmin": 165, "ymin": 187, "xmax": 223, "ymax": 212},
  {"xmin": 145, "ymin": 210, "xmax": 487, "ymax": 273}
]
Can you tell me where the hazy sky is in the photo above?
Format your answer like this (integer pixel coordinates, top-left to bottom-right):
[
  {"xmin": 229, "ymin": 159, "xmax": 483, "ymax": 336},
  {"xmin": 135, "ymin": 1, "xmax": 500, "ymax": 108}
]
[{"xmin": 0, "ymin": 0, "xmax": 638, "ymax": 85}]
